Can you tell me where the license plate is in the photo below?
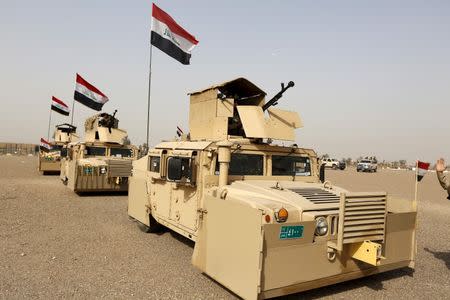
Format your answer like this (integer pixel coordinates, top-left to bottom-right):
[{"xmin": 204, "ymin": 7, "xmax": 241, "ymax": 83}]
[{"xmin": 279, "ymin": 225, "xmax": 304, "ymax": 240}]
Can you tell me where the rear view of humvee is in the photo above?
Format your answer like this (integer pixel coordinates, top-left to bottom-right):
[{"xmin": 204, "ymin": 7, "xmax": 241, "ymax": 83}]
[
  {"xmin": 60, "ymin": 112, "xmax": 137, "ymax": 193},
  {"xmin": 38, "ymin": 124, "xmax": 79, "ymax": 175},
  {"xmin": 128, "ymin": 78, "xmax": 417, "ymax": 299}
]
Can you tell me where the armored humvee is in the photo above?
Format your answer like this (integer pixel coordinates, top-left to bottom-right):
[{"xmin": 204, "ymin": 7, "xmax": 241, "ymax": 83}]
[
  {"xmin": 60, "ymin": 111, "xmax": 138, "ymax": 193},
  {"xmin": 128, "ymin": 78, "xmax": 417, "ymax": 299},
  {"xmin": 38, "ymin": 124, "xmax": 79, "ymax": 174}
]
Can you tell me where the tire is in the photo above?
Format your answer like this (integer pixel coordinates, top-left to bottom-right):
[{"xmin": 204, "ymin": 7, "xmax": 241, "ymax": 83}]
[
  {"xmin": 332, "ymin": 165, "xmax": 337, "ymax": 170},
  {"xmin": 137, "ymin": 214, "xmax": 163, "ymax": 233}
]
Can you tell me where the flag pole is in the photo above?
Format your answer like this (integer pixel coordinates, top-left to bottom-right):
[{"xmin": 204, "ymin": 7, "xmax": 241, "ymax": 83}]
[
  {"xmin": 411, "ymin": 159, "xmax": 419, "ymax": 265},
  {"xmin": 413, "ymin": 160, "xmax": 419, "ymax": 211},
  {"xmin": 47, "ymin": 108, "xmax": 52, "ymax": 141},
  {"xmin": 70, "ymin": 99, "xmax": 76, "ymax": 125},
  {"xmin": 146, "ymin": 41, "xmax": 154, "ymax": 151}
]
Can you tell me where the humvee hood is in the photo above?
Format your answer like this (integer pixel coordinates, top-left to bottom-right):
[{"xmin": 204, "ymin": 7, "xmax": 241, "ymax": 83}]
[
  {"xmin": 78, "ymin": 158, "xmax": 109, "ymax": 166},
  {"xmin": 78, "ymin": 157, "xmax": 133, "ymax": 166},
  {"xmin": 224, "ymin": 180, "xmax": 349, "ymax": 212}
]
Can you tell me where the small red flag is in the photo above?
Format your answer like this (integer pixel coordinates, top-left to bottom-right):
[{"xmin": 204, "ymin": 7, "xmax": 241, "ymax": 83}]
[{"xmin": 417, "ymin": 161, "xmax": 430, "ymax": 182}]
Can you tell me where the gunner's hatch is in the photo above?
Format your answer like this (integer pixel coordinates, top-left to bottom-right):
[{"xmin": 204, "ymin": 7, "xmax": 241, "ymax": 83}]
[
  {"xmin": 84, "ymin": 110, "xmax": 128, "ymax": 144},
  {"xmin": 189, "ymin": 77, "xmax": 302, "ymax": 141}
]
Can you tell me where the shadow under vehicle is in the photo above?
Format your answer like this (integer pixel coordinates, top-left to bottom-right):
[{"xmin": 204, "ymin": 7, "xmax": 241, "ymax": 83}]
[
  {"xmin": 127, "ymin": 78, "xmax": 417, "ymax": 299},
  {"xmin": 60, "ymin": 111, "xmax": 138, "ymax": 193},
  {"xmin": 38, "ymin": 124, "xmax": 79, "ymax": 175}
]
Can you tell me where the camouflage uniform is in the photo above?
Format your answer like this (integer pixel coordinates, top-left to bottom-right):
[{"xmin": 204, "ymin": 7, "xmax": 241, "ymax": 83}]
[{"xmin": 436, "ymin": 171, "xmax": 450, "ymax": 200}]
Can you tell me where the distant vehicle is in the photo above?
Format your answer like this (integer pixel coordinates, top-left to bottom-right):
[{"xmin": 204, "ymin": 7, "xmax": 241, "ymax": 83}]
[
  {"xmin": 357, "ymin": 159, "xmax": 377, "ymax": 172},
  {"xmin": 322, "ymin": 158, "xmax": 340, "ymax": 169},
  {"xmin": 38, "ymin": 124, "xmax": 79, "ymax": 175},
  {"xmin": 60, "ymin": 111, "xmax": 138, "ymax": 193},
  {"xmin": 338, "ymin": 160, "xmax": 346, "ymax": 170}
]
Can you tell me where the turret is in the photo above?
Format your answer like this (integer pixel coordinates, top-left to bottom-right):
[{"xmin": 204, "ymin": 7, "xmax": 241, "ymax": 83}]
[
  {"xmin": 188, "ymin": 78, "xmax": 302, "ymax": 141},
  {"xmin": 84, "ymin": 110, "xmax": 128, "ymax": 144},
  {"xmin": 54, "ymin": 123, "xmax": 79, "ymax": 144}
]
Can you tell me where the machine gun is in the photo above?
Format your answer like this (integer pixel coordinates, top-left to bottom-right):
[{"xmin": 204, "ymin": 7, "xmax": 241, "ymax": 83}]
[
  {"xmin": 99, "ymin": 109, "xmax": 118, "ymax": 133},
  {"xmin": 262, "ymin": 81, "xmax": 295, "ymax": 112}
]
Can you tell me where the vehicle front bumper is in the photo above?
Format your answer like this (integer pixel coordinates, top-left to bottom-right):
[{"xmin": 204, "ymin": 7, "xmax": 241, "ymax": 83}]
[
  {"xmin": 357, "ymin": 165, "xmax": 371, "ymax": 171},
  {"xmin": 39, "ymin": 158, "xmax": 61, "ymax": 173},
  {"xmin": 260, "ymin": 211, "xmax": 416, "ymax": 298}
]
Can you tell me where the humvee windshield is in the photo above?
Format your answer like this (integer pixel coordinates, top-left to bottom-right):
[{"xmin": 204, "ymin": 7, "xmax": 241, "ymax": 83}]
[
  {"xmin": 85, "ymin": 146, "xmax": 106, "ymax": 156},
  {"xmin": 50, "ymin": 145, "xmax": 62, "ymax": 153},
  {"xmin": 272, "ymin": 156, "xmax": 311, "ymax": 176},
  {"xmin": 215, "ymin": 154, "xmax": 264, "ymax": 176},
  {"xmin": 215, "ymin": 153, "xmax": 311, "ymax": 177},
  {"xmin": 110, "ymin": 148, "xmax": 133, "ymax": 158},
  {"xmin": 60, "ymin": 147, "xmax": 68, "ymax": 157},
  {"xmin": 229, "ymin": 154, "xmax": 264, "ymax": 175}
]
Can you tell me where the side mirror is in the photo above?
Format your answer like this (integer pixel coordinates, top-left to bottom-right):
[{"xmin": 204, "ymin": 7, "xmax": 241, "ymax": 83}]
[
  {"xmin": 167, "ymin": 157, "xmax": 183, "ymax": 181},
  {"xmin": 319, "ymin": 164, "xmax": 325, "ymax": 183}
]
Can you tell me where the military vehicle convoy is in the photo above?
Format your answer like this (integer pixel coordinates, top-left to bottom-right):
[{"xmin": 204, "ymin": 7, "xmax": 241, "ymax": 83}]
[
  {"xmin": 127, "ymin": 78, "xmax": 417, "ymax": 299},
  {"xmin": 60, "ymin": 111, "xmax": 138, "ymax": 193},
  {"xmin": 38, "ymin": 124, "xmax": 79, "ymax": 174}
]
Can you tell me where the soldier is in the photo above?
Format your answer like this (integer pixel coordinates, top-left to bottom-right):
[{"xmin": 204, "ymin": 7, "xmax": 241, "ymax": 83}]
[{"xmin": 435, "ymin": 158, "xmax": 450, "ymax": 200}]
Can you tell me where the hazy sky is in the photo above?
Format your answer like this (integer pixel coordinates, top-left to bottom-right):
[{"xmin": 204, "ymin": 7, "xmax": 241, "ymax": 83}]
[{"xmin": 0, "ymin": 1, "xmax": 449, "ymax": 163}]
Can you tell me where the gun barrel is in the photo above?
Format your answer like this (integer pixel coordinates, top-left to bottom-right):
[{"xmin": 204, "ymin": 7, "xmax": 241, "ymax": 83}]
[{"xmin": 262, "ymin": 81, "xmax": 295, "ymax": 111}]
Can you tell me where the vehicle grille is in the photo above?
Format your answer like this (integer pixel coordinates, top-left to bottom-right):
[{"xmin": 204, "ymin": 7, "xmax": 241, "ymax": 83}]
[
  {"xmin": 289, "ymin": 188, "xmax": 340, "ymax": 204},
  {"xmin": 107, "ymin": 159, "xmax": 132, "ymax": 177},
  {"xmin": 338, "ymin": 192, "xmax": 387, "ymax": 245}
]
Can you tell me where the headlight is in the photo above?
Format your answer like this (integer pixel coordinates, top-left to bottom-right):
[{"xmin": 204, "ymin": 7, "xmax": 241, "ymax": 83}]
[
  {"xmin": 274, "ymin": 208, "xmax": 288, "ymax": 223},
  {"xmin": 315, "ymin": 216, "xmax": 328, "ymax": 236},
  {"xmin": 100, "ymin": 166, "xmax": 107, "ymax": 174}
]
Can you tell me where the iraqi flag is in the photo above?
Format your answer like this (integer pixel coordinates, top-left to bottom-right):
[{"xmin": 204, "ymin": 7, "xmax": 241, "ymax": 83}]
[
  {"xmin": 151, "ymin": 4, "xmax": 199, "ymax": 65},
  {"xmin": 40, "ymin": 138, "xmax": 52, "ymax": 152},
  {"xmin": 74, "ymin": 74, "xmax": 109, "ymax": 111},
  {"xmin": 417, "ymin": 161, "xmax": 430, "ymax": 182},
  {"xmin": 51, "ymin": 96, "xmax": 70, "ymax": 116}
]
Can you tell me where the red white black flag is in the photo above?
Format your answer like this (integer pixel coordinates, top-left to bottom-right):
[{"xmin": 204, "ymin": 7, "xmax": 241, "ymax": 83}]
[
  {"xmin": 40, "ymin": 138, "xmax": 52, "ymax": 152},
  {"xmin": 74, "ymin": 74, "xmax": 109, "ymax": 111},
  {"xmin": 151, "ymin": 3, "xmax": 199, "ymax": 65},
  {"xmin": 417, "ymin": 161, "xmax": 430, "ymax": 182},
  {"xmin": 51, "ymin": 96, "xmax": 70, "ymax": 116}
]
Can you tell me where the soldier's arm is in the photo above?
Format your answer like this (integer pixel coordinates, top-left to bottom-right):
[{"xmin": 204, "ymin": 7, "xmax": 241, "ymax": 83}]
[{"xmin": 437, "ymin": 171, "xmax": 450, "ymax": 190}]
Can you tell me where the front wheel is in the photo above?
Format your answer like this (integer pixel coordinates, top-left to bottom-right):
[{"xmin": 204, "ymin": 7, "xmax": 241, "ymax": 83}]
[{"xmin": 332, "ymin": 165, "xmax": 337, "ymax": 170}]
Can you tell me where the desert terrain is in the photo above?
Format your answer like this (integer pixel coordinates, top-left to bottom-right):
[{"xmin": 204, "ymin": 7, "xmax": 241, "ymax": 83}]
[{"xmin": 0, "ymin": 155, "xmax": 449, "ymax": 299}]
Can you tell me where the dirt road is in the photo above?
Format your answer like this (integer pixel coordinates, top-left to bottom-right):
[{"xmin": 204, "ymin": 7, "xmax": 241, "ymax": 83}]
[{"xmin": 1, "ymin": 156, "xmax": 449, "ymax": 299}]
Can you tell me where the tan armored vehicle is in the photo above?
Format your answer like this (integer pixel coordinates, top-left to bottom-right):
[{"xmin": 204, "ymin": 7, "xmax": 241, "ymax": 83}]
[
  {"xmin": 38, "ymin": 124, "xmax": 79, "ymax": 174},
  {"xmin": 60, "ymin": 111, "xmax": 138, "ymax": 193},
  {"xmin": 128, "ymin": 78, "xmax": 417, "ymax": 299}
]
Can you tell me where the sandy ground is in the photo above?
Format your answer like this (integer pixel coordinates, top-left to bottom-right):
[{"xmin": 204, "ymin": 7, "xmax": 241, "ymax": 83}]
[{"xmin": 0, "ymin": 155, "xmax": 449, "ymax": 299}]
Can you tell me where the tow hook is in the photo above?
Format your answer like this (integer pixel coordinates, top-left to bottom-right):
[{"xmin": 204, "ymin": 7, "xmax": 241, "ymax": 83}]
[{"xmin": 327, "ymin": 247, "xmax": 337, "ymax": 261}]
